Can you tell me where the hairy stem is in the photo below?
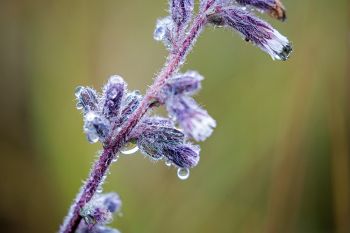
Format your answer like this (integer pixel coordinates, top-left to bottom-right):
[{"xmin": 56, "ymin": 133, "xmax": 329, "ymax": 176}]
[{"xmin": 59, "ymin": 3, "xmax": 212, "ymax": 233}]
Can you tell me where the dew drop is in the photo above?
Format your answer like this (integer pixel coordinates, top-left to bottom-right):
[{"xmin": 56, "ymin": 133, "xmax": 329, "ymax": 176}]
[
  {"xmin": 75, "ymin": 86, "xmax": 84, "ymax": 97},
  {"xmin": 153, "ymin": 25, "xmax": 166, "ymax": 41},
  {"xmin": 177, "ymin": 168, "xmax": 190, "ymax": 180},
  {"xmin": 112, "ymin": 155, "xmax": 119, "ymax": 162},
  {"xmin": 121, "ymin": 142, "xmax": 139, "ymax": 155},
  {"xmin": 76, "ymin": 102, "xmax": 83, "ymax": 110},
  {"xmin": 87, "ymin": 133, "xmax": 99, "ymax": 144},
  {"xmin": 109, "ymin": 75, "xmax": 123, "ymax": 84},
  {"xmin": 165, "ymin": 160, "xmax": 172, "ymax": 167}
]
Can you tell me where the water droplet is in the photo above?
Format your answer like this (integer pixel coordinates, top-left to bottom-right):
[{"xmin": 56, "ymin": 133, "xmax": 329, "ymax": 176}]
[
  {"xmin": 112, "ymin": 155, "xmax": 119, "ymax": 162},
  {"xmin": 177, "ymin": 168, "xmax": 190, "ymax": 180},
  {"xmin": 121, "ymin": 142, "xmax": 139, "ymax": 155},
  {"xmin": 75, "ymin": 86, "xmax": 84, "ymax": 97},
  {"xmin": 109, "ymin": 75, "xmax": 123, "ymax": 84},
  {"xmin": 109, "ymin": 89, "xmax": 118, "ymax": 99},
  {"xmin": 87, "ymin": 133, "xmax": 99, "ymax": 144},
  {"xmin": 165, "ymin": 160, "xmax": 172, "ymax": 167},
  {"xmin": 76, "ymin": 102, "xmax": 83, "ymax": 110},
  {"xmin": 153, "ymin": 25, "xmax": 166, "ymax": 41}
]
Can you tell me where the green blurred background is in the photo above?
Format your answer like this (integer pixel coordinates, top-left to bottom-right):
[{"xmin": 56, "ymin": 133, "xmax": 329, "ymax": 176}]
[{"xmin": 0, "ymin": 0, "xmax": 349, "ymax": 232}]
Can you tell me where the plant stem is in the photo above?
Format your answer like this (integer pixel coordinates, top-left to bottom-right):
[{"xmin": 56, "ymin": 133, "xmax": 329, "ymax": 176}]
[{"xmin": 59, "ymin": 3, "xmax": 213, "ymax": 233}]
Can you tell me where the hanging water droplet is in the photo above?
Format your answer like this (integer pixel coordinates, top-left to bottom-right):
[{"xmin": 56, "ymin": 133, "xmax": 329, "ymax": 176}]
[
  {"xmin": 86, "ymin": 133, "xmax": 99, "ymax": 144},
  {"xmin": 75, "ymin": 86, "xmax": 84, "ymax": 97},
  {"xmin": 76, "ymin": 102, "xmax": 83, "ymax": 110},
  {"xmin": 153, "ymin": 25, "xmax": 166, "ymax": 41},
  {"xmin": 112, "ymin": 155, "xmax": 119, "ymax": 162},
  {"xmin": 121, "ymin": 142, "xmax": 139, "ymax": 155},
  {"xmin": 165, "ymin": 160, "xmax": 172, "ymax": 167},
  {"xmin": 177, "ymin": 168, "xmax": 190, "ymax": 180}
]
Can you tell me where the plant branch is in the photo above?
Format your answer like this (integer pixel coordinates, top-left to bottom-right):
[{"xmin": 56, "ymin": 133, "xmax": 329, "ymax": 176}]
[{"xmin": 59, "ymin": 5, "xmax": 211, "ymax": 233}]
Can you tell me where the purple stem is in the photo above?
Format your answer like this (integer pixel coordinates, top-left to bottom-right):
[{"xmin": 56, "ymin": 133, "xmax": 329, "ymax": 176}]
[{"xmin": 59, "ymin": 2, "xmax": 214, "ymax": 233}]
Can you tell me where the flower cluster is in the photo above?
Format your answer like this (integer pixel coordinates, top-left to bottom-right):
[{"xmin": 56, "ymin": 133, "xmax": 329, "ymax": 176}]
[
  {"xmin": 60, "ymin": 1, "xmax": 292, "ymax": 232},
  {"xmin": 155, "ymin": 0, "xmax": 292, "ymax": 60},
  {"xmin": 77, "ymin": 193, "xmax": 122, "ymax": 233},
  {"xmin": 75, "ymin": 73, "xmax": 206, "ymax": 172}
]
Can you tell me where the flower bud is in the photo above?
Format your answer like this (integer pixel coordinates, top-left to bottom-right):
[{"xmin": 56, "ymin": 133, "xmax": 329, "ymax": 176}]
[
  {"xmin": 169, "ymin": 0, "xmax": 194, "ymax": 27},
  {"xmin": 163, "ymin": 70, "xmax": 203, "ymax": 97},
  {"xmin": 137, "ymin": 123, "xmax": 185, "ymax": 160},
  {"xmin": 75, "ymin": 86, "xmax": 99, "ymax": 113},
  {"xmin": 166, "ymin": 96, "xmax": 216, "ymax": 141},
  {"xmin": 84, "ymin": 111, "xmax": 110, "ymax": 143},
  {"xmin": 79, "ymin": 193, "xmax": 122, "ymax": 229},
  {"xmin": 208, "ymin": 7, "xmax": 292, "ymax": 60},
  {"xmin": 163, "ymin": 144, "xmax": 200, "ymax": 168},
  {"xmin": 119, "ymin": 90, "xmax": 143, "ymax": 124},
  {"xmin": 102, "ymin": 75, "xmax": 126, "ymax": 120}
]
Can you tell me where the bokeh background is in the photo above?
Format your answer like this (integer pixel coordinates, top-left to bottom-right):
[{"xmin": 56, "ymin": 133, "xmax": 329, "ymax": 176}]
[{"xmin": 0, "ymin": 0, "xmax": 349, "ymax": 232}]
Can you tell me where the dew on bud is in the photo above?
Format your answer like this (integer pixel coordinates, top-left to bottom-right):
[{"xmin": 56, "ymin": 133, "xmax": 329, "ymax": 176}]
[
  {"xmin": 165, "ymin": 160, "xmax": 172, "ymax": 167},
  {"xmin": 121, "ymin": 142, "xmax": 139, "ymax": 155},
  {"xmin": 83, "ymin": 111, "xmax": 110, "ymax": 144},
  {"xmin": 177, "ymin": 167, "xmax": 190, "ymax": 180},
  {"xmin": 76, "ymin": 102, "xmax": 83, "ymax": 110},
  {"xmin": 87, "ymin": 132, "xmax": 99, "ymax": 144},
  {"xmin": 154, "ymin": 24, "xmax": 166, "ymax": 41},
  {"xmin": 75, "ymin": 86, "xmax": 84, "ymax": 97}
]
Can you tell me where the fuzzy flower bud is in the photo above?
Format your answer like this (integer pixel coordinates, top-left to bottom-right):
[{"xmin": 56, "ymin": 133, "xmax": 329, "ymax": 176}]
[
  {"xmin": 97, "ymin": 193, "xmax": 122, "ymax": 213},
  {"xmin": 75, "ymin": 86, "xmax": 99, "ymax": 113},
  {"xmin": 170, "ymin": 0, "xmax": 194, "ymax": 27},
  {"xmin": 136, "ymin": 120, "xmax": 185, "ymax": 160},
  {"xmin": 163, "ymin": 70, "xmax": 203, "ymax": 96},
  {"xmin": 163, "ymin": 144, "xmax": 200, "ymax": 168},
  {"xmin": 80, "ymin": 193, "xmax": 121, "ymax": 229},
  {"xmin": 133, "ymin": 117, "xmax": 200, "ymax": 168},
  {"xmin": 84, "ymin": 111, "xmax": 110, "ymax": 143},
  {"xmin": 166, "ymin": 96, "xmax": 216, "ymax": 141},
  {"xmin": 102, "ymin": 75, "xmax": 126, "ymax": 120},
  {"xmin": 119, "ymin": 90, "xmax": 143, "ymax": 124},
  {"xmin": 236, "ymin": 0, "xmax": 286, "ymax": 21},
  {"xmin": 208, "ymin": 7, "xmax": 292, "ymax": 60}
]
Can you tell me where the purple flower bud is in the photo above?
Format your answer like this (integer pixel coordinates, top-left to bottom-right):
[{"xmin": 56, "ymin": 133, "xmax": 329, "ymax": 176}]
[
  {"xmin": 80, "ymin": 204, "xmax": 112, "ymax": 228},
  {"xmin": 119, "ymin": 90, "xmax": 143, "ymax": 124},
  {"xmin": 136, "ymin": 123, "xmax": 185, "ymax": 160},
  {"xmin": 100, "ymin": 193, "xmax": 122, "ymax": 213},
  {"xmin": 84, "ymin": 111, "xmax": 110, "ymax": 143},
  {"xmin": 163, "ymin": 70, "xmax": 203, "ymax": 97},
  {"xmin": 79, "ymin": 193, "xmax": 122, "ymax": 229},
  {"xmin": 236, "ymin": 0, "xmax": 286, "ymax": 21},
  {"xmin": 208, "ymin": 7, "xmax": 292, "ymax": 60},
  {"xmin": 102, "ymin": 75, "xmax": 126, "ymax": 120},
  {"xmin": 153, "ymin": 16, "xmax": 174, "ymax": 49},
  {"xmin": 77, "ymin": 225, "xmax": 120, "ymax": 233},
  {"xmin": 75, "ymin": 86, "xmax": 99, "ymax": 113},
  {"xmin": 170, "ymin": 0, "xmax": 194, "ymax": 27},
  {"xmin": 166, "ymin": 96, "xmax": 216, "ymax": 141},
  {"xmin": 163, "ymin": 144, "xmax": 200, "ymax": 168}
]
